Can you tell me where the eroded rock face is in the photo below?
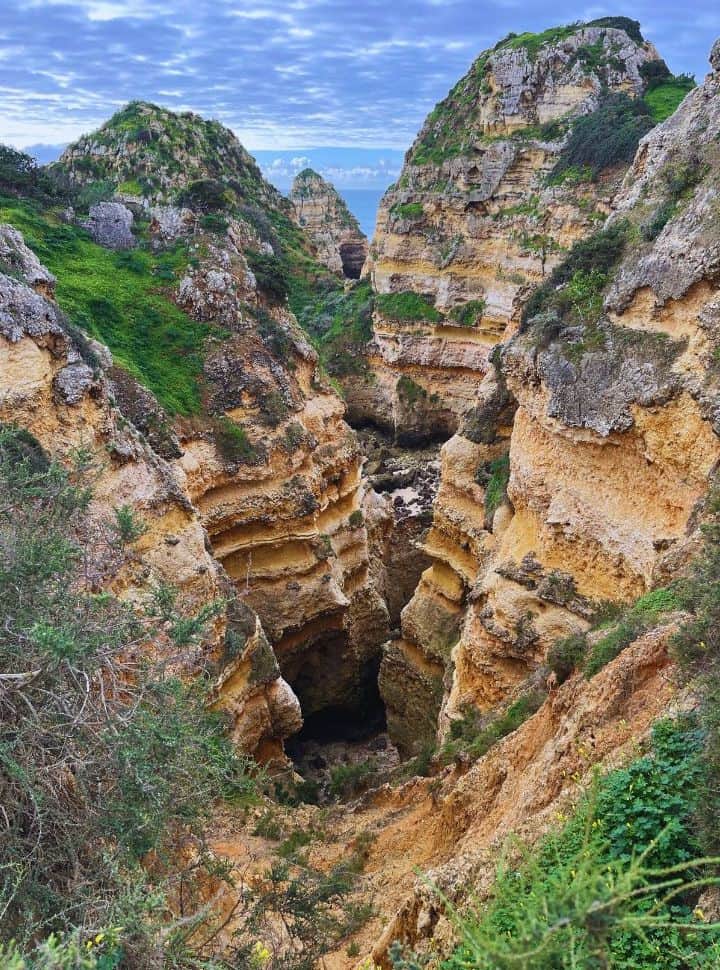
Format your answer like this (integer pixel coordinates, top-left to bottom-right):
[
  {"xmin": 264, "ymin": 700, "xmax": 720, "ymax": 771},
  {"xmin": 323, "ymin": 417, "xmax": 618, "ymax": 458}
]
[
  {"xmin": 289, "ymin": 169, "xmax": 368, "ymax": 278},
  {"xmin": 388, "ymin": 36, "xmax": 720, "ymax": 757},
  {"xmin": 0, "ymin": 227, "xmax": 302, "ymax": 760},
  {"xmin": 357, "ymin": 19, "xmax": 662, "ymax": 443}
]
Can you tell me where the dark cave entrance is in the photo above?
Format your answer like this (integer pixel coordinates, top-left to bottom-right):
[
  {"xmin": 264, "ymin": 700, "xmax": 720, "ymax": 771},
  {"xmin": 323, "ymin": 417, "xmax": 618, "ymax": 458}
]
[{"xmin": 339, "ymin": 241, "xmax": 365, "ymax": 279}]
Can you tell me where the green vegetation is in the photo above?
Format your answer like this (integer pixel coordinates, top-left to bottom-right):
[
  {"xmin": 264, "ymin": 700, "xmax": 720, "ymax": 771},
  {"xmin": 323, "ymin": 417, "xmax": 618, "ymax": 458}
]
[
  {"xmin": 475, "ymin": 452, "xmax": 510, "ymax": 519},
  {"xmin": 643, "ymin": 74, "xmax": 696, "ymax": 122},
  {"xmin": 0, "ymin": 193, "xmax": 212, "ymax": 414},
  {"xmin": 292, "ymin": 279, "xmax": 374, "ymax": 377},
  {"xmin": 0, "ymin": 426, "xmax": 256, "ymax": 966},
  {"xmin": 671, "ymin": 488, "xmax": 720, "ymax": 852},
  {"xmin": 546, "ymin": 586, "xmax": 681, "ymax": 684},
  {"xmin": 550, "ymin": 93, "xmax": 654, "ymax": 183},
  {"xmin": 213, "ymin": 416, "xmax": 259, "ymax": 464},
  {"xmin": 246, "ymin": 248, "xmax": 291, "ymax": 302},
  {"xmin": 0, "ymin": 146, "xmax": 64, "ymax": 202},
  {"xmin": 391, "ymin": 202, "xmax": 424, "ymax": 220},
  {"xmin": 522, "ymin": 222, "xmax": 629, "ymax": 327},
  {"xmin": 376, "ymin": 290, "xmax": 443, "ymax": 323},
  {"xmin": 396, "ymin": 374, "xmax": 428, "ymax": 407},
  {"xmin": 434, "ymin": 718, "xmax": 720, "ymax": 969},
  {"xmin": 496, "ymin": 25, "xmax": 577, "ymax": 61},
  {"xmin": 439, "ymin": 691, "xmax": 546, "ymax": 766},
  {"xmin": 448, "ymin": 299, "xmax": 486, "ymax": 327}
]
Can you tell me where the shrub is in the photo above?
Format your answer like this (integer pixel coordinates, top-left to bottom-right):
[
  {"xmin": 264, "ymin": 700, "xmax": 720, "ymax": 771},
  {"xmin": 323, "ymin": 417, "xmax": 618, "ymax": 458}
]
[
  {"xmin": 396, "ymin": 374, "xmax": 428, "ymax": 406},
  {"xmin": 177, "ymin": 177, "xmax": 233, "ymax": 212},
  {"xmin": 247, "ymin": 249, "xmax": 290, "ymax": 303},
  {"xmin": 0, "ymin": 145, "xmax": 63, "ymax": 201},
  {"xmin": 440, "ymin": 691, "xmax": 545, "ymax": 765},
  {"xmin": 449, "ymin": 299, "xmax": 485, "ymax": 327},
  {"xmin": 349, "ymin": 509, "xmax": 364, "ymax": 528},
  {"xmin": 550, "ymin": 93, "xmax": 654, "ymax": 183},
  {"xmin": 522, "ymin": 222, "xmax": 628, "ymax": 326},
  {"xmin": 475, "ymin": 452, "xmax": 510, "ymax": 519},
  {"xmin": 113, "ymin": 503, "xmax": 147, "ymax": 543},
  {"xmin": 0, "ymin": 426, "xmax": 256, "ymax": 960},
  {"xmin": 440, "ymin": 718, "xmax": 719, "ymax": 970},
  {"xmin": 213, "ymin": 416, "xmax": 258, "ymax": 464},
  {"xmin": 391, "ymin": 202, "xmax": 424, "ymax": 220},
  {"xmin": 583, "ymin": 585, "xmax": 680, "ymax": 677},
  {"xmin": 548, "ymin": 632, "xmax": 588, "ymax": 683},
  {"xmin": 376, "ymin": 290, "xmax": 443, "ymax": 323}
]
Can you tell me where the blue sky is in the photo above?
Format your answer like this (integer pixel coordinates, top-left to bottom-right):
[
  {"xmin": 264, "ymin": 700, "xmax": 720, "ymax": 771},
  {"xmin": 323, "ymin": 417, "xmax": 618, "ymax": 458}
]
[{"xmin": 3, "ymin": 1, "xmax": 719, "ymax": 185}]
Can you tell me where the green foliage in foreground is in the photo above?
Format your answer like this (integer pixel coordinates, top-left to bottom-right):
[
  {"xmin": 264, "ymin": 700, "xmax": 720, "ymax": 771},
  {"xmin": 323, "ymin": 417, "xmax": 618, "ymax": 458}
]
[
  {"xmin": 0, "ymin": 426, "xmax": 256, "ymax": 966},
  {"xmin": 644, "ymin": 75, "xmax": 696, "ymax": 123},
  {"xmin": 0, "ymin": 194, "xmax": 211, "ymax": 414},
  {"xmin": 433, "ymin": 718, "xmax": 720, "ymax": 969},
  {"xmin": 376, "ymin": 290, "xmax": 443, "ymax": 323}
]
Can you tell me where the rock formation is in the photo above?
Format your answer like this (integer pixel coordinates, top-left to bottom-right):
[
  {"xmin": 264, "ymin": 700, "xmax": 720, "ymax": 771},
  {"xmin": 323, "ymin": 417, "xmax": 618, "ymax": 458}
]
[
  {"xmin": 351, "ymin": 18, "xmax": 664, "ymax": 444},
  {"xmin": 289, "ymin": 168, "xmax": 368, "ymax": 278},
  {"xmin": 0, "ymin": 225, "xmax": 302, "ymax": 760}
]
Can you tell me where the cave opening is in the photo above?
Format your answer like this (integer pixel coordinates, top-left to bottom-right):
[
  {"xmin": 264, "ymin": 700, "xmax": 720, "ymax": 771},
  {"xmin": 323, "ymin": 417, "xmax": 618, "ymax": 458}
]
[{"xmin": 339, "ymin": 241, "xmax": 365, "ymax": 279}]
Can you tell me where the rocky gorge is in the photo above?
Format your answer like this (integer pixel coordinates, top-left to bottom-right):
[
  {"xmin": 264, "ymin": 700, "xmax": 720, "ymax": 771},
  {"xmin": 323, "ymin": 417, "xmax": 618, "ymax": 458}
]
[{"xmin": 2, "ymin": 17, "xmax": 720, "ymax": 970}]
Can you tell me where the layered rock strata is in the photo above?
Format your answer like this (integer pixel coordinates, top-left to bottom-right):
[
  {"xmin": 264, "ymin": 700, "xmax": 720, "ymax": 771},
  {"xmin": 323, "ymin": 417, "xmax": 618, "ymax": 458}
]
[
  {"xmin": 0, "ymin": 224, "xmax": 302, "ymax": 759},
  {"xmin": 385, "ymin": 38, "xmax": 720, "ymax": 754},
  {"xmin": 354, "ymin": 19, "xmax": 663, "ymax": 443}
]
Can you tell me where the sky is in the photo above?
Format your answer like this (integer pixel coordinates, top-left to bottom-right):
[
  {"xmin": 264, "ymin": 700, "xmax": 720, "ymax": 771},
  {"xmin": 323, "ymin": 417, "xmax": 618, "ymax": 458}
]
[{"xmin": 3, "ymin": 1, "xmax": 719, "ymax": 188}]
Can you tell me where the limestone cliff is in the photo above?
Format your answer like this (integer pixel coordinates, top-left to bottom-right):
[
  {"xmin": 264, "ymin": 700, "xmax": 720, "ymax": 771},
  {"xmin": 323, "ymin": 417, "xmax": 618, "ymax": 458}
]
[
  {"xmin": 353, "ymin": 18, "xmax": 664, "ymax": 444},
  {"xmin": 5, "ymin": 103, "xmax": 391, "ymax": 752},
  {"xmin": 289, "ymin": 168, "xmax": 368, "ymax": 278},
  {"xmin": 0, "ymin": 224, "xmax": 302, "ymax": 759},
  {"xmin": 386, "ymin": 36, "xmax": 719, "ymax": 754}
]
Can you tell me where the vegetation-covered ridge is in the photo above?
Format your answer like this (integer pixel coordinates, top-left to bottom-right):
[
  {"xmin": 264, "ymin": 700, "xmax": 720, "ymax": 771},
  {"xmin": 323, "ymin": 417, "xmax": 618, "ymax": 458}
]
[
  {"xmin": 405, "ymin": 17, "xmax": 672, "ymax": 168},
  {"xmin": 53, "ymin": 100, "xmax": 281, "ymax": 209}
]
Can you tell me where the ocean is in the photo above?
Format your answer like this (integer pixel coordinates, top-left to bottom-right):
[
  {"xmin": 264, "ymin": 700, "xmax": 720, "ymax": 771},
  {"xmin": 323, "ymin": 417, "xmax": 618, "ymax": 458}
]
[{"xmin": 337, "ymin": 187, "xmax": 386, "ymax": 240}]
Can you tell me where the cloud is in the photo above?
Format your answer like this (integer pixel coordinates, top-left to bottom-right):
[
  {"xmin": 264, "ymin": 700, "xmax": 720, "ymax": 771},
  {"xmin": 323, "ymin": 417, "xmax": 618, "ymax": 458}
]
[{"xmin": 0, "ymin": 0, "xmax": 715, "ymax": 155}]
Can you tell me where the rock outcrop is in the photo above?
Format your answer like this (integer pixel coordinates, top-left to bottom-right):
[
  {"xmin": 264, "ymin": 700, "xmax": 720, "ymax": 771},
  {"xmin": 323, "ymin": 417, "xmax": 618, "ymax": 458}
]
[
  {"xmin": 386, "ymin": 33, "xmax": 718, "ymax": 754},
  {"xmin": 353, "ymin": 18, "xmax": 664, "ymax": 444},
  {"xmin": 0, "ymin": 227, "xmax": 301, "ymax": 760},
  {"xmin": 289, "ymin": 168, "xmax": 368, "ymax": 278}
]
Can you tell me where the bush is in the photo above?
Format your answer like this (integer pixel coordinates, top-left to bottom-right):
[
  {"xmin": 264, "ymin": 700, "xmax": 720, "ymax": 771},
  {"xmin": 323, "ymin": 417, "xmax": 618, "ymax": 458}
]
[
  {"xmin": 213, "ymin": 416, "xmax": 258, "ymax": 464},
  {"xmin": 247, "ymin": 249, "xmax": 291, "ymax": 302},
  {"xmin": 391, "ymin": 202, "xmax": 424, "ymax": 220},
  {"xmin": 550, "ymin": 93, "xmax": 654, "ymax": 183},
  {"xmin": 475, "ymin": 452, "xmax": 510, "ymax": 519},
  {"xmin": 376, "ymin": 290, "xmax": 443, "ymax": 323},
  {"xmin": 396, "ymin": 374, "xmax": 428, "ymax": 407},
  {"xmin": 0, "ymin": 145, "xmax": 63, "ymax": 201},
  {"xmin": 0, "ymin": 426, "xmax": 256, "ymax": 961},
  {"xmin": 439, "ymin": 718, "xmax": 720, "ymax": 970},
  {"xmin": 449, "ymin": 299, "xmax": 485, "ymax": 327},
  {"xmin": 522, "ymin": 222, "xmax": 628, "ymax": 326},
  {"xmin": 548, "ymin": 632, "xmax": 588, "ymax": 683},
  {"xmin": 583, "ymin": 585, "xmax": 680, "ymax": 677},
  {"xmin": 177, "ymin": 177, "xmax": 233, "ymax": 212},
  {"xmin": 440, "ymin": 691, "xmax": 545, "ymax": 765}
]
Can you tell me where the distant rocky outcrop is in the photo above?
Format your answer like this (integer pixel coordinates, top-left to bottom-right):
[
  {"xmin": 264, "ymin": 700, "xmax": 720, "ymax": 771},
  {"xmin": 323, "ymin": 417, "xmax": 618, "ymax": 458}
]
[{"xmin": 289, "ymin": 168, "xmax": 368, "ymax": 278}]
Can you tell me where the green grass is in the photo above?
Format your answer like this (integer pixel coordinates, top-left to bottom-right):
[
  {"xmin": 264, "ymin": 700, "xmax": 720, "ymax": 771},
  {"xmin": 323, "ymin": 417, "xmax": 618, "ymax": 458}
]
[
  {"xmin": 439, "ymin": 690, "xmax": 545, "ymax": 766},
  {"xmin": 0, "ymin": 194, "xmax": 211, "ymax": 415},
  {"xmin": 375, "ymin": 290, "xmax": 443, "ymax": 323},
  {"xmin": 497, "ymin": 25, "xmax": 577, "ymax": 60},
  {"xmin": 644, "ymin": 75, "xmax": 696, "ymax": 122}
]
